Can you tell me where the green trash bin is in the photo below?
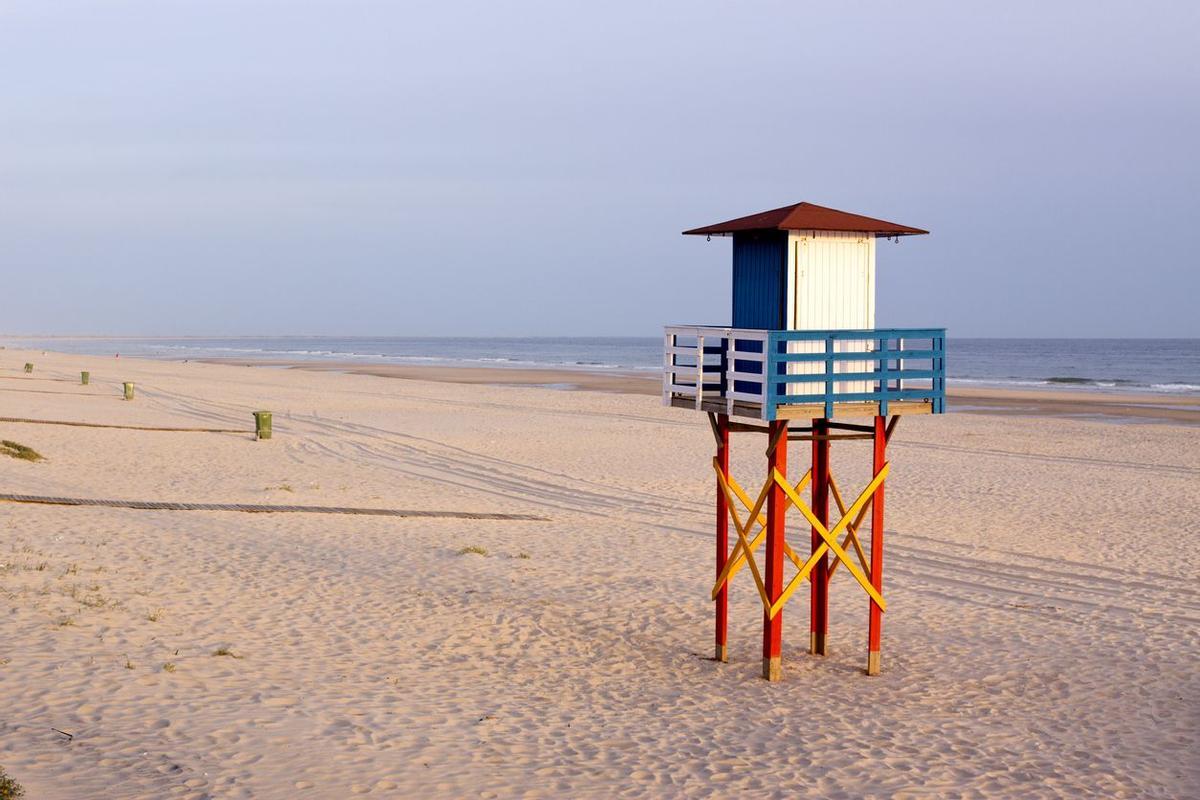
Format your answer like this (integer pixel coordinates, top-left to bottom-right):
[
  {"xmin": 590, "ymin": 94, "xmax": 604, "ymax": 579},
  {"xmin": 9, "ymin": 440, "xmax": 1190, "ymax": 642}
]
[
  {"xmin": 254, "ymin": 411, "xmax": 272, "ymax": 440},
  {"xmin": 123, "ymin": 382, "xmax": 135, "ymax": 401},
  {"xmin": 81, "ymin": 371, "xmax": 90, "ymax": 385},
  {"xmin": 24, "ymin": 363, "xmax": 32, "ymax": 374}
]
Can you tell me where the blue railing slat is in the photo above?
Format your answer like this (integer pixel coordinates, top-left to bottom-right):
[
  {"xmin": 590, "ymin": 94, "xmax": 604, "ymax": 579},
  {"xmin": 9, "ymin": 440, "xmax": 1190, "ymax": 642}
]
[
  {"xmin": 823, "ymin": 335, "xmax": 835, "ymax": 418},
  {"xmin": 774, "ymin": 349, "xmax": 939, "ymax": 363},
  {"xmin": 774, "ymin": 369, "xmax": 940, "ymax": 384},
  {"xmin": 768, "ymin": 328, "xmax": 946, "ymax": 341},
  {"xmin": 765, "ymin": 390, "xmax": 946, "ymax": 403}
]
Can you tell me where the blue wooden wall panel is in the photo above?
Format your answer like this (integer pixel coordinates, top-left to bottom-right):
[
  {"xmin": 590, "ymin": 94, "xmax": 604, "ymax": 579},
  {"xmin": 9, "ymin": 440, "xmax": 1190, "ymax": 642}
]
[{"xmin": 731, "ymin": 233, "xmax": 785, "ymax": 329}]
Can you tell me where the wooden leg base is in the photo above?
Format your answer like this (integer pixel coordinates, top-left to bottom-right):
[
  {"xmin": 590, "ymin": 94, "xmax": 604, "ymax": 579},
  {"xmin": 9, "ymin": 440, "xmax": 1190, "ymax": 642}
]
[
  {"xmin": 866, "ymin": 650, "xmax": 881, "ymax": 676},
  {"xmin": 810, "ymin": 632, "xmax": 827, "ymax": 656},
  {"xmin": 715, "ymin": 644, "xmax": 727, "ymax": 663},
  {"xmin": 762, "ymin": 656, "xmax": 781, "ymax": 681}
]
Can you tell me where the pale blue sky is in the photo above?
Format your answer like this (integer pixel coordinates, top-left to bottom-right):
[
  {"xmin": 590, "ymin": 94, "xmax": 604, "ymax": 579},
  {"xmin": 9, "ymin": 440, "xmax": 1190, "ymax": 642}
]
[{"xmin": 1, "ymin": 1, "xmax": 1197, "ymax": 337}]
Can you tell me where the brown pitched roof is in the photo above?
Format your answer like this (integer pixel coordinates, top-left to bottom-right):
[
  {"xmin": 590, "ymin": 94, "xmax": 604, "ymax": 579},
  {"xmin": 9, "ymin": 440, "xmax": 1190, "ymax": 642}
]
[{"xmin": 682, "ymin": 202, "xmax": 928, "ymax": 237}]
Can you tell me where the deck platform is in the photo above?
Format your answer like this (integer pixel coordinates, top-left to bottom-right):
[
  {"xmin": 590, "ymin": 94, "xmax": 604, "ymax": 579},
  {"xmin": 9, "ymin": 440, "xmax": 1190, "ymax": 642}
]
[
  {"xmin": 664, "ymin": 326, "xmax": 946, "ymax": 422},
  {"xmin": 669, "ymin": 395, "xmax": 935, "ymax": 421}
]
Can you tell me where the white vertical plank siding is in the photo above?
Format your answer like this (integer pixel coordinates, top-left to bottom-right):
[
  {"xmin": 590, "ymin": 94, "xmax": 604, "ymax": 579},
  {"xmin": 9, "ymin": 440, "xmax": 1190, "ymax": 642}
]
[{"xmin": 785, "ymin": 231, "xmax": 876, "ymax": 398}]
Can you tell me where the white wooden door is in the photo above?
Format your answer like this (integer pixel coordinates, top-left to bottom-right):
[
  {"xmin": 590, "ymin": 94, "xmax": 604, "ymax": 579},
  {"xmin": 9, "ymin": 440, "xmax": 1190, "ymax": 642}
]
[{"xmin": 786, "ymin": 232, "xmax": 875, "ymax": 398}]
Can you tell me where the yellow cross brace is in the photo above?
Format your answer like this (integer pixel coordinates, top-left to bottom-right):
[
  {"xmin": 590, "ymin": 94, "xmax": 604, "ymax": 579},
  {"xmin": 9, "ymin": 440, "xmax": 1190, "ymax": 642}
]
[
  {"xmin": 710, "ymin": 461, "xmax": 889, "ymax": 620},
  {"xmin": 713, "ymin": 466, "xmax": 772, "ymax": 611},
  {"xmin": 770, "ymin": 464, "xmax": 889, "ymax": 618},
  {"xmin": 711, "ymin": 460, "xmax": 812, "ymax": 601},
  {"xmin": 826, "ymin": 472, "xmax": 873, "ymax": 581}
]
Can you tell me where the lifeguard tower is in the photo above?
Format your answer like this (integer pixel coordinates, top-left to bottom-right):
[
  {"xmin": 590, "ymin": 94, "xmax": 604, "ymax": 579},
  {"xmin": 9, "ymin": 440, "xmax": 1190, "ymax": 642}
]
[{"xmin": 663, "ymin": 201, "xmax": 945, "ymax": 680}]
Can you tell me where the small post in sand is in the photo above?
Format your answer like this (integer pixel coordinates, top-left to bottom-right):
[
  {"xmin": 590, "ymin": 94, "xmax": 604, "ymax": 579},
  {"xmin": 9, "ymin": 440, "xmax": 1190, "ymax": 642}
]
[
  {"xmin": 81, "ymin": 371, "xmax": 90, "ymax": 385},
  {"xmin": 254, "ymin": 411, "xmax": 272, "ymax": 440},
  {"xmin": 123, "ymin": 382, "xmax": 135, "ymax": 401},
  {"xmin": 24, "ymin": 363, "xmax": 33, "ymax": 373}
]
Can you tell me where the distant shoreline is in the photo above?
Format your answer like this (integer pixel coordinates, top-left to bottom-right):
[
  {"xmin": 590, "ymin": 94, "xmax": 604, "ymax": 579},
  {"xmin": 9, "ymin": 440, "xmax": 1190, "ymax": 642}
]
[
  {"xmin": 198, "ymin": 357, "xmax": 1200, "ymax": 425},
  {"xmin": 5, "ymin": 335, "xmax": 1197, "ymax": 398},
  {"xmin": 5, "ymin": 341, "xmax": 1197, "ymax": 424}
]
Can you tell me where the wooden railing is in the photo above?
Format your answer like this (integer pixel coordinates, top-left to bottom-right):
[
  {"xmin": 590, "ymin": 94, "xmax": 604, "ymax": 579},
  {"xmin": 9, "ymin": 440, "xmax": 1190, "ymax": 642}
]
[{"xmin": 663, "ymin": 326, "xmax": 946, "ymax": 420}]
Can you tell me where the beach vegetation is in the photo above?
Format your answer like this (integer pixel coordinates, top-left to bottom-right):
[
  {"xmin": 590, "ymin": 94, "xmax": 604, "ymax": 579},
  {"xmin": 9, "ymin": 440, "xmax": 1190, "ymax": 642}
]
[
  {"xmin": 0, "ymin": 441, "xmax": 41, "ymax": 462},
  {"xmin": 458, "ymin": 545, "xmax": 489, "ymax": 556},
  {"xmin": 212, "ymin": 647, "xmax": 242, "ymax": 658},
  {"xmin": 146, "ymin": 608, "xmax": 163, "ymax": 622},
  {"xmin": 517, "ymin": 552, "xmax": 531, "ymax": 559},
  {"xmin": 77, "ymin": 592, "xmax": 114, "ymax": 609},
  {"xmin": 162, "ymin": 662, "xmax": 176, "ymax": 673},
  {"xmin": 124, "ymin": 656, "xmax": 134, "ymax": 669},
  {"xmin": 55, "ymin": 616, "xmax": 75, "ymax": 627},
  {"xmin": 0, "ymin": 765, "xmax": 25, "ymax": 800}
]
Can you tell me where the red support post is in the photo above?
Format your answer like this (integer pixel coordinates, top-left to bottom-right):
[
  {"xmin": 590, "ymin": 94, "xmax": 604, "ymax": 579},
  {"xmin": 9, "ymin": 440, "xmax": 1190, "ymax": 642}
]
[
  {"xmin": 762, "ymin": 420, "xmax": 788, "ymax": 681},
  {"xmin": 810, "ymin": 418, "xmax": 830, "ymax": 655},
  {"xmin": 714, "ymin": 413, "xmax": 730, "ymax": 662},
  {"xmin": 867, "ymin": 414, "xmax": 887, "ymax": 675}
]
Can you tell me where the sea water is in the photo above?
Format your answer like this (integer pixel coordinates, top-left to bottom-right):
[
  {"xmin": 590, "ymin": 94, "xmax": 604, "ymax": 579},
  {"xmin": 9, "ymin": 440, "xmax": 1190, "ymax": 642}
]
[{"xmin": 4, "ymin": 336, "xmax": 1197, "ymax": 395}]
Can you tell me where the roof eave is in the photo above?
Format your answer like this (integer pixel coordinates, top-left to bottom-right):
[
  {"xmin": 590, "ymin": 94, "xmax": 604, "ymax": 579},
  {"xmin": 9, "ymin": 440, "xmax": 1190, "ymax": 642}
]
[{"xmin": 682, "ymin": 226, "xmax": 929, "ymax": 237}]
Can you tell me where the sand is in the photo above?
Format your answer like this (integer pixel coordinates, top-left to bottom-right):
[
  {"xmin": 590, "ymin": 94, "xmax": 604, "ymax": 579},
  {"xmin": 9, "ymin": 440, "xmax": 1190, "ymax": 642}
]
[
  {"xmin": 205, "ymin": 359, "xmax": 1200, "ymax": 426},
  {"xmin": 0, "ymin": 348, "xmax": 1197, "ymax": 798}
]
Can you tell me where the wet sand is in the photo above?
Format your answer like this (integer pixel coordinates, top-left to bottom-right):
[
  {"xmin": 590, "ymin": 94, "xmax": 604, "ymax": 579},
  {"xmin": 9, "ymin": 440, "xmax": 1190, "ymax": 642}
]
[{"xmin": 206, "ymin": 359, "xmax": 1200, "ymax": 425}]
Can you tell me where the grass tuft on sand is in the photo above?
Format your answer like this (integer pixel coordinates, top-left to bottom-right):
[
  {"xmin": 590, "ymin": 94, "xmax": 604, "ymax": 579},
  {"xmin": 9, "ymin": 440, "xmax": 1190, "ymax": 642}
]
[
  {"xmin": 0, "ymin": 765, "xmax": 25, "ymax": 800},
  {"xmin": 0, "ymin": 441, "xmax": 42, "ymax": 462},
  {"xmin": 458, "ymin": 545, "xmax": 488, "ymax": 556}
]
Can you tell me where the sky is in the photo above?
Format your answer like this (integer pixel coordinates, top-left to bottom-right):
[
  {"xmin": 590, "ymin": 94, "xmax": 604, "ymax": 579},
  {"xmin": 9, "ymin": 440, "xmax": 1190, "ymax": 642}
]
[{"xmin": 1, "ymin": 0, "xmax": 1197, "ymax": 338}]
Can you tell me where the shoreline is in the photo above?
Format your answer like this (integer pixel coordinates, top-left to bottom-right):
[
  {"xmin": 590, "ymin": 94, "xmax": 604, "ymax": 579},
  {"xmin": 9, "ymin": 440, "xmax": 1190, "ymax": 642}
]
[
  {"xmin": 4, "ymin": 344, "xmax": 1196, "ymax": 424},
  {"xmin": 198, "ymin": 357, "xmax": 1200, "ymax": 426}
]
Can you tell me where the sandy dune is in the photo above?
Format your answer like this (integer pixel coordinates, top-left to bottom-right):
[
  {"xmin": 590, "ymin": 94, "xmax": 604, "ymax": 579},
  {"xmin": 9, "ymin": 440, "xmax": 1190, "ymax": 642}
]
[{"xmin": 0, "ymin": 348, "xmax": 1197, "ymax": 798}]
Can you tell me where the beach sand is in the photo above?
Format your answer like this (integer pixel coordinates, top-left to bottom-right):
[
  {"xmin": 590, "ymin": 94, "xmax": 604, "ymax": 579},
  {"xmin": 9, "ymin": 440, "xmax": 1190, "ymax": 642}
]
[
  {"xmin": 205, "ymin": 359, "xmax": 1200, "ymax": 425},
  {"xmin": 0, "ymin": 348, "xmax": 1197, "ymax": 798}
]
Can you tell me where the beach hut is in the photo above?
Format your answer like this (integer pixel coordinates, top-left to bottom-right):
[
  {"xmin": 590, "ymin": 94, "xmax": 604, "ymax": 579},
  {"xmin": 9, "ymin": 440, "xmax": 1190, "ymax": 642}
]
[{"xmin": 663, "ymin": 201, "xmax": 945, "ymax": 680}]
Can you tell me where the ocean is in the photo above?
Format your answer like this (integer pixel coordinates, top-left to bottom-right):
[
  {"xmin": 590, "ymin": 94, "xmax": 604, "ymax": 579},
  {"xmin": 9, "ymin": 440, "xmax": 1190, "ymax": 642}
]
[{"xmin": 3, "ymin": 336, "xmax": 1197, "ymax": 395}]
